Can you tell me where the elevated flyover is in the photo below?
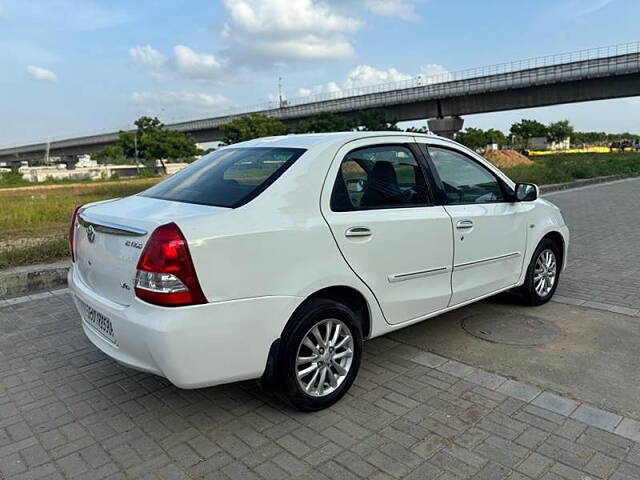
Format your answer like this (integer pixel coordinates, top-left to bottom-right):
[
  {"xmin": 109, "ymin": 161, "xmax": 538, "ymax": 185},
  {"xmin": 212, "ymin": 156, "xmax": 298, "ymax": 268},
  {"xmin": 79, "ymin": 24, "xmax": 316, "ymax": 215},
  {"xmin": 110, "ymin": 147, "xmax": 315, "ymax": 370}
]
[{"xmin": 2, "ymin": 42, "xmax": 640, "ymax": 161}]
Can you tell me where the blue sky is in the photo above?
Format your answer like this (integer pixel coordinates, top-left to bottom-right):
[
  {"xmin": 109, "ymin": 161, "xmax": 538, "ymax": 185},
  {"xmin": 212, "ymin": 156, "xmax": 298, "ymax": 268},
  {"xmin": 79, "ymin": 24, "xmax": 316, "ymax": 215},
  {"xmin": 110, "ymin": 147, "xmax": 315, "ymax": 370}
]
[{"xmin": 1, "ymin": 0, "xmax": 638, "ymax": 147}]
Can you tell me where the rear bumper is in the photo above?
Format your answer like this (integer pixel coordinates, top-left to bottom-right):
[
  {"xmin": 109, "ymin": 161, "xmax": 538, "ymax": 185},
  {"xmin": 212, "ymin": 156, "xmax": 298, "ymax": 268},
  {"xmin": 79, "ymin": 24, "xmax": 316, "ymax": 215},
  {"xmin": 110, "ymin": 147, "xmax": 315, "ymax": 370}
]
[{"xmin": 68, "ymin": 266, "xmax": 301, "ymax": 388}]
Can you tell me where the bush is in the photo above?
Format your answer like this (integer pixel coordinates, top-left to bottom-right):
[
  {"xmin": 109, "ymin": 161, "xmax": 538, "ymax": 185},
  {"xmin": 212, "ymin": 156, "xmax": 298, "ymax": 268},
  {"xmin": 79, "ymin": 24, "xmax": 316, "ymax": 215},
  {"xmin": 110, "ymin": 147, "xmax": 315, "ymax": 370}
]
[
  {"xmin": 0, "ymin": 170, "xmax": 28, "ymax": 187},
  {"xmin": 502, "ymin": 152, "xmax": 640, "ymax": 185}
]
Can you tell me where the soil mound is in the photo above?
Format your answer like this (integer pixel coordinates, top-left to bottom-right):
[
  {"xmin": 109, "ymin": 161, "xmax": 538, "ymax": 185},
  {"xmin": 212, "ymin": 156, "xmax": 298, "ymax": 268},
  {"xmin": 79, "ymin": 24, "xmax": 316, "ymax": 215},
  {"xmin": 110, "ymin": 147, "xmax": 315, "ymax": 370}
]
[{"xmin": 482, "ymin": 149, "xmax": 532, "ymax": 167}]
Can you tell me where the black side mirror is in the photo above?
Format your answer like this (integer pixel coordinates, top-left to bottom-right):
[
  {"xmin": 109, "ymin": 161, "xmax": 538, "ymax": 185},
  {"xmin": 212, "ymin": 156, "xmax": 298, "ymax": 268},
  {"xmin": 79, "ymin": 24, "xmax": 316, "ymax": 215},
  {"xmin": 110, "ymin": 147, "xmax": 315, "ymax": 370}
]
[{"xmin": 515, "ymin": 183, "xmax": 538, "ymax": 202}]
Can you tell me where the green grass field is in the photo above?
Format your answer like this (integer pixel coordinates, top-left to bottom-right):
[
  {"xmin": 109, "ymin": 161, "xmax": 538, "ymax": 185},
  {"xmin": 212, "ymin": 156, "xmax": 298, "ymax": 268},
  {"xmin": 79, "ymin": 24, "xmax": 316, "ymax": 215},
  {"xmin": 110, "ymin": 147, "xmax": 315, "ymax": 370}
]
[
  {"xmin": 1, "ymin": 151, "xmax": 639, "ymax": 270},
  {"xmin": 0, "ymin": 178, "xmax": 160, "ymax": 270},
  {"xmin": 501, "ymin": 151, "xmax": 640, "ymax": 185}
]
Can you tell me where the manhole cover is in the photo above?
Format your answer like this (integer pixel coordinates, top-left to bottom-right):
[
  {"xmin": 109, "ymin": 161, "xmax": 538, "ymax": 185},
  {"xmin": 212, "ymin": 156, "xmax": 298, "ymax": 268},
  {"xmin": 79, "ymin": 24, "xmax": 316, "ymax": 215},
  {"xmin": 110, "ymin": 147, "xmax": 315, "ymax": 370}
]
[{"xmin": 462, "ymin": 313, "xmax": 559, "ymax": 346}]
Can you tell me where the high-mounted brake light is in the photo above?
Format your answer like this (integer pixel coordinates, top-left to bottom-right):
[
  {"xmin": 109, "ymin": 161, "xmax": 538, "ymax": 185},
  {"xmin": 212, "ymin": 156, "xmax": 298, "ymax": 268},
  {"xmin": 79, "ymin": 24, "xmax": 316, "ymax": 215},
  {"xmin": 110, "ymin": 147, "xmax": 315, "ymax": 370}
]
[
  {"xmin": 134, "ymin": 222, "xmax": 207, "ymax": 307},
  {"xmin": 69, "ymin": 205, "xmax": 84, "ymax": 262}
]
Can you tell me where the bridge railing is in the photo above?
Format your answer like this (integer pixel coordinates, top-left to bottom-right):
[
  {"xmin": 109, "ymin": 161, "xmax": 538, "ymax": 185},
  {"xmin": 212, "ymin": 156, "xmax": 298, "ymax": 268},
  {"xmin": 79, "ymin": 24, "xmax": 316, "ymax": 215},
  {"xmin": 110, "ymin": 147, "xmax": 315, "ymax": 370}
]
[{"xmin": 3, "ymin": 41, "xmax": 640, "ymax": 151}]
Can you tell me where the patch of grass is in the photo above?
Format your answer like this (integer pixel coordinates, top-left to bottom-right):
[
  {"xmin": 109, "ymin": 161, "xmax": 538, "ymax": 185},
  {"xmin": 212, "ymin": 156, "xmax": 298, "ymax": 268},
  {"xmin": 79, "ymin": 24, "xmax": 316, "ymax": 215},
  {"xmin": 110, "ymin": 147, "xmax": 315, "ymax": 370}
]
[
  {"xmin": 502, "ymin": 152, "xmax": 640, "ymax": 185},
  {"xmin": 1, "ymin": 178, "xmax": 160, "ymax": 240},
  {"xmin": 0, "ymin": 237, "xmax": 69, "ymax": 270}
]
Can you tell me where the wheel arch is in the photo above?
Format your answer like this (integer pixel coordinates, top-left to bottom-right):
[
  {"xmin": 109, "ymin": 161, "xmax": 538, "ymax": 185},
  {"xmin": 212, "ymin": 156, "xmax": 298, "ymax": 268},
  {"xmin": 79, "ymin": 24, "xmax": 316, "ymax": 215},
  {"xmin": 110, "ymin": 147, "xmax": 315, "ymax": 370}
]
[
  {"xmin": 292, "ymin": 286, "xmax": 371, "ymax": 339},
  {"xmin": 542, "ymin": 230, "xmax": 565, "ymax": 269},
  {"xmin": 260, "ymin": 285, "xmax": 371, "ymax": 392}
]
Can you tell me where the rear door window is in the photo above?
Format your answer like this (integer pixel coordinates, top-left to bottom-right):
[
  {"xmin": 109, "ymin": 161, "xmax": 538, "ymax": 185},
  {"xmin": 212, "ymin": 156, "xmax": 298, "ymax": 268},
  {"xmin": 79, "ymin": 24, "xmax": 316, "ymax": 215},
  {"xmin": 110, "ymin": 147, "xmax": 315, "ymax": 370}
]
[
  {"xmin": 331, "ymin": 145, "xmax": 430, "ymax": 211},
  {"xmin": 141, "ymin": 147, "xmax": 305, "ymax": 208}
]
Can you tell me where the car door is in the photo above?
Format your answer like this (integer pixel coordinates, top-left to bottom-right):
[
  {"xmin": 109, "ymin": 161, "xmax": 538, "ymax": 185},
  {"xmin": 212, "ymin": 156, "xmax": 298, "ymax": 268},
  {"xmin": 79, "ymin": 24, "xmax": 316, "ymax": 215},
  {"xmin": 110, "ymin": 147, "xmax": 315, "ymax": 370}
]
[
  {"xmin": 321, "ymin": 138, "xmax": 453, "ymax": 325},
  {"xmin": 419, "ymin": 142, "xmax": 528, "ymax": 306}
]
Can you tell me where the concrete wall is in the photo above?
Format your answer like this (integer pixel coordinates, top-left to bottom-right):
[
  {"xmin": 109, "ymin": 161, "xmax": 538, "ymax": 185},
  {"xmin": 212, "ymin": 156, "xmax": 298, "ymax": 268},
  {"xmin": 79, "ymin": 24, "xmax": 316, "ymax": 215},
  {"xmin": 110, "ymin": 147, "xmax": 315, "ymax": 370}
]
[{"xmin": 19, "ymin": 163, "xmax": 189, "ymax": 182}]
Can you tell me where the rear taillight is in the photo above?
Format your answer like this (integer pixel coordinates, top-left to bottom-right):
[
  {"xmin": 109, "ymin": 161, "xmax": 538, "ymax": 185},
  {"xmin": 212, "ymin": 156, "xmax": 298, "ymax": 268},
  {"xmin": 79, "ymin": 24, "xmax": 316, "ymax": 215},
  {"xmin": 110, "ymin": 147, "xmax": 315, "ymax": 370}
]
[
  {"xmin": 134, "ymin": 222, "xmax": 207, "ymax": 307},
  {"xmin": 69, "ymin": 205, "xmax": 84, "ymax": 262}
]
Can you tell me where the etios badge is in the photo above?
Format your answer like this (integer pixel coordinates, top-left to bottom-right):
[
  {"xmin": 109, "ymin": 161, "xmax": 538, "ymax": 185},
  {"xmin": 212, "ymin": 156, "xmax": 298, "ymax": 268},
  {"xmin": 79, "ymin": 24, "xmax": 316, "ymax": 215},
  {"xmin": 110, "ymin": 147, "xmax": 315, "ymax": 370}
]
[{"xmin": 86, "ymin": 225, "xmax": 96, "ymax": 243}]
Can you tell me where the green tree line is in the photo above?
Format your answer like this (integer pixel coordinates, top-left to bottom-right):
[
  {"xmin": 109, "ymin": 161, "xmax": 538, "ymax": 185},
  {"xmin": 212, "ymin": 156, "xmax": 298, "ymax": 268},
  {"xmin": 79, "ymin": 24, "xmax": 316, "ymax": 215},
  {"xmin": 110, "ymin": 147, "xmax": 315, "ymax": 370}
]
[{"xmin": 93, "ymin": 113, "xmax": 639, "ymax": 164}]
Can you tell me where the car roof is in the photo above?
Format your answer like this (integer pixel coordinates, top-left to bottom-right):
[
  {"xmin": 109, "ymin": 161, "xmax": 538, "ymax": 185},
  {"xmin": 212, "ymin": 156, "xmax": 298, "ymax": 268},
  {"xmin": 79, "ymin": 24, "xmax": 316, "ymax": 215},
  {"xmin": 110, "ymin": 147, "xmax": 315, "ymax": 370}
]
[{"xmin": 228, "ymin": 131, "xmax": 440, "ymax": 149}]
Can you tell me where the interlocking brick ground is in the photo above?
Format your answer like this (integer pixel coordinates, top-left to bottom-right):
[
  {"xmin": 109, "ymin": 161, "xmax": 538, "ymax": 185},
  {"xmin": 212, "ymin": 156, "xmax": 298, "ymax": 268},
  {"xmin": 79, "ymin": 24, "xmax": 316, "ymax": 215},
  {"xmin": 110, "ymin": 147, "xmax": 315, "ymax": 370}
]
[
  {"xmin": 2, "ymin": 293, "xmax": 639, "ymax": 479},
  {"xmin": 547, "ymin": 178, "xmax": 640, "ymax": 312}
]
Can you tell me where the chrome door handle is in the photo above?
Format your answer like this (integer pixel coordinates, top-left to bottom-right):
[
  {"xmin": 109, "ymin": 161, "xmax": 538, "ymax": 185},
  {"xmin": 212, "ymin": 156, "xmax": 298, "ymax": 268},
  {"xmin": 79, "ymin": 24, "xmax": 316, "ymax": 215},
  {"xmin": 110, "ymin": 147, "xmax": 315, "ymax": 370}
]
[
  {"xmin": 345, "ymin": 226, "xmax": 372, "ymax": 238},
  {"xmin": 456, "ymin": 220, "xmax": 474, "ymax": 230}
]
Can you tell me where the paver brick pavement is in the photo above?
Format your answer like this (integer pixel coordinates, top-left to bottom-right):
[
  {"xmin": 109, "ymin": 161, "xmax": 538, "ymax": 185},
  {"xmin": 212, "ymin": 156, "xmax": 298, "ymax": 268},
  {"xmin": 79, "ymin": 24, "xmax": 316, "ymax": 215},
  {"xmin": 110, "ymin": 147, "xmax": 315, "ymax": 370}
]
[
  {"xmin": 547, "ymin": 178, "xmax": 640, "ymax": 311},
  {"xmin": 1, "ymin": 293, "xmax": 640, "ymax": 479}
]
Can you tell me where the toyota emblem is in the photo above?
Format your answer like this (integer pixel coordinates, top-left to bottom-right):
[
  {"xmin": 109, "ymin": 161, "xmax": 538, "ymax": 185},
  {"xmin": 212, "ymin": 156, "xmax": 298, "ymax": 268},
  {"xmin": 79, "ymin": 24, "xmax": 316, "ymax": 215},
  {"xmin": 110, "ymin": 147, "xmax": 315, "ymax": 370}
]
[{"xmin": 86, "ymin": 225, "xmax": 96, "ymax": 243}]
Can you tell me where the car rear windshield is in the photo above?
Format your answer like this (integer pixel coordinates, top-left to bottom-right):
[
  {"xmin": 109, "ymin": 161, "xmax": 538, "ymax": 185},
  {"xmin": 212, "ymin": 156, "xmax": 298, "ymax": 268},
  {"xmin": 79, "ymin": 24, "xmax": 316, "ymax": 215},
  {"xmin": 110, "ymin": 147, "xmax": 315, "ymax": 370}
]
[{"xmin": 140, "ymin": 147, "xmax": 306, "ymax": 208}]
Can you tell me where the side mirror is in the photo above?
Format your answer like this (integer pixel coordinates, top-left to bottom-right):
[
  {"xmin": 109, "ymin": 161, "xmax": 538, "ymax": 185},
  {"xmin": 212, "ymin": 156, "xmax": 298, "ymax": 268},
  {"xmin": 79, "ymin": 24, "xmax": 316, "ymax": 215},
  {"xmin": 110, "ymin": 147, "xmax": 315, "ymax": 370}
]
[
  {"xmin": 515, "ymin": 183, "xmax": 538, "ymax": 202},
  {"xmin": 346, "ymin": 178, "xmax": 366, "ymax": 192}
]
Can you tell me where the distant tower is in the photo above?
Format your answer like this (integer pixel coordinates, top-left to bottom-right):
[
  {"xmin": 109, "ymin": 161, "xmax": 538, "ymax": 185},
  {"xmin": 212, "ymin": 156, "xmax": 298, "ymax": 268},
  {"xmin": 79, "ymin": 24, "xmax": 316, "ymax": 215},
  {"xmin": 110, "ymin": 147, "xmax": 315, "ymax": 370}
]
[{"xmin": 278, "ymin": 76, "xmax": 284, "ymax": 108}]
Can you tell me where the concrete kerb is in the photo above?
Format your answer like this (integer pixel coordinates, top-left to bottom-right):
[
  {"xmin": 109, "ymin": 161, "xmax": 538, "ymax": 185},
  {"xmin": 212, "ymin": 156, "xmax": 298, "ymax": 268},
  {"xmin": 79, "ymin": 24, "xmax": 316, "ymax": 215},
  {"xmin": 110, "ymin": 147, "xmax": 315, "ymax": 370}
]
[{"xmin": 0, "ymin": 260, "xmax": 69, "ymax": 299}]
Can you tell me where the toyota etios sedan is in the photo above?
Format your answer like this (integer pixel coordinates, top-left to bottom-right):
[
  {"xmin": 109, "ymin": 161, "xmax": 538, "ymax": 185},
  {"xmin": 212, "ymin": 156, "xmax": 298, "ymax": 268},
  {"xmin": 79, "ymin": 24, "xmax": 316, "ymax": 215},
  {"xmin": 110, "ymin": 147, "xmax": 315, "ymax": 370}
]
[{"xmin": 69, "ymin": 132, "xmax": 569, "ymax": 410}]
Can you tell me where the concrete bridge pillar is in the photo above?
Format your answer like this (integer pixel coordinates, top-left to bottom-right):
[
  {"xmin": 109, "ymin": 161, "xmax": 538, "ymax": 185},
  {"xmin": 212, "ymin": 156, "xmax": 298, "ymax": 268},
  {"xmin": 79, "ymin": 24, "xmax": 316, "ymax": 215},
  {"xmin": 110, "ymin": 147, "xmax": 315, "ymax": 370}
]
[{"xmin": 427, "ymin": 116, "xmax": 464, "ymax": 139}]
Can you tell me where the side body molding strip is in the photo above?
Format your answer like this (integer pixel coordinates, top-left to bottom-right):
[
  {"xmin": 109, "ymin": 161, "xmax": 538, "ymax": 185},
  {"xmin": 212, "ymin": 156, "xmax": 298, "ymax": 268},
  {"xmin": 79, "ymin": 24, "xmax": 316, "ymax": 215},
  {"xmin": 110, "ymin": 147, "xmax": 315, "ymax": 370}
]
[
  {"xmin": 388, "ymin": 252, "xmax": 521, "ymax": 283},
  {"xmin": 454, "ymin": 251, "xmax": 521, "ymax": 270},
  {"xmin": 388, "ymin": 266, "xmax": 451, "ymax": 283}
]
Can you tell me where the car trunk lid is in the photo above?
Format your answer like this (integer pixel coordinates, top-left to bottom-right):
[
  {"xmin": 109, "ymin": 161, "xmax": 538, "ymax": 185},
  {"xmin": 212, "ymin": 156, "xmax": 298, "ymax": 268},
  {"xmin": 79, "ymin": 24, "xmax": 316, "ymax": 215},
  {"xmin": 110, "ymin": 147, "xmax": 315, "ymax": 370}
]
[{"xmin": 74, "ymin": 195, "xmax": 228, "ymax": 306}]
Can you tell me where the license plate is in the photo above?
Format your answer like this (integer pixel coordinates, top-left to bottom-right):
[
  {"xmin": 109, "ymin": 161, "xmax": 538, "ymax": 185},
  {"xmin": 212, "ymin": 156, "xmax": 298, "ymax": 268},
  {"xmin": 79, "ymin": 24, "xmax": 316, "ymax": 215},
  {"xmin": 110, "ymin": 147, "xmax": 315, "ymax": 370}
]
[{"xmin": 79, "ymin": 300, "xmax": 116, "ymax": 344}]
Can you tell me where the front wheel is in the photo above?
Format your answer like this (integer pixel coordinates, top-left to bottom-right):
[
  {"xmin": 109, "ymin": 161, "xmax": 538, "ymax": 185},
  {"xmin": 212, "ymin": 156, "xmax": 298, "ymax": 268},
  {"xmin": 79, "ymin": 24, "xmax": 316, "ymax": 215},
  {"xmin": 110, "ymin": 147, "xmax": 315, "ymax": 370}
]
[
  {"xmin": 278, "ymin": 299, "xmax": 363, "ymax": 411},
  {"xmin": 519, "ymin": 239, "xmax": 561, "ymax": 305}
]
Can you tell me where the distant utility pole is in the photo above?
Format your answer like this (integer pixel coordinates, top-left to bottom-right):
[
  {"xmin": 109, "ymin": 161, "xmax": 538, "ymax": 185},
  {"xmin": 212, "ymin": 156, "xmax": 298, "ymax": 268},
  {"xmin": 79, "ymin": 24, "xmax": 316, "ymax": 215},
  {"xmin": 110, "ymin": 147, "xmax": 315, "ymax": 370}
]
[
  {"xmin": 44, "ymin": 137, "xmax": 50, "ymax": 165},
  {"xmin": 278, "ymin": 76, "xmax": 284, "ymax": 108},
  {"xmin": 134, "ymin": 134, "xmax": 140, "ymax": 174}
]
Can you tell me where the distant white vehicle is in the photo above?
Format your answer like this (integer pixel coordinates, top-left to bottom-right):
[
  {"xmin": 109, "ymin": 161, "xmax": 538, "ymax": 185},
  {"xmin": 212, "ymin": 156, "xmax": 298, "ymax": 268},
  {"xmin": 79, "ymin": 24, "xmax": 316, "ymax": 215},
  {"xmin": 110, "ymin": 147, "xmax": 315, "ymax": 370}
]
[{"xmin": 68, "ymin": 132, "xmax": 569, "ymax": 410}]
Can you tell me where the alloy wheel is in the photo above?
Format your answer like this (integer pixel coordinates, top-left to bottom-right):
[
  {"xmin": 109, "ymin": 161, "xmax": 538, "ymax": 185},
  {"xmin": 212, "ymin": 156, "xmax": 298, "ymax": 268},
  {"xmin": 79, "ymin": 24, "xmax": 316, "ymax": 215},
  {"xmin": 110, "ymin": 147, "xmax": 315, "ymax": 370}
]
[
  {"xmin": 295, "ymin": 318, "xmax": 354, "ymax": 397},
  {"xmin": 533, "ymin": 249, "xmax": 557, "ymax": 297}
]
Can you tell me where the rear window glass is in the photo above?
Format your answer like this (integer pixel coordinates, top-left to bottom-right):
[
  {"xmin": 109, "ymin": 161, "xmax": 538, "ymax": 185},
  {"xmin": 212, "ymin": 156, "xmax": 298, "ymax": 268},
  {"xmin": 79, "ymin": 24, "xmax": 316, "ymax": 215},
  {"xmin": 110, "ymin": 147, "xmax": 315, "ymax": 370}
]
[{"xmin": 141, "ymin": 147, "xmax": 305, "ymax": 208}]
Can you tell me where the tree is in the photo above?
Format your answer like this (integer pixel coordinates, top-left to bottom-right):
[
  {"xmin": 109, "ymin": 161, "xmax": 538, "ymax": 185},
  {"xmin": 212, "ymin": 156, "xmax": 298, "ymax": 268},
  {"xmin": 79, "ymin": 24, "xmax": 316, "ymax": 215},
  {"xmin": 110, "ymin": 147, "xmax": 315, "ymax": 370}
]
[
  {"xmin": 357, "ymin": 109, "xmax": 400, "ymax": 131},
  {"xmin": 296, "ymin": 112, "xmax": 355, "ymax": 133},
  {"xmin": 93, "ymin": 116, "xmax": 199, "ymax": 166},
  {"xmin": 509, "ymin": 119, "xmax": 547, "ymax": 147},
  {"xmin": 219, "ymin": 114, "xmax": 288, "ymax": 145},
  {"xmin": 92, "ymin": 145, "xmax": 126, "ymax": 164},
  {"xmin": 456, "ymin": 128, "xmax": 507, "ymax": 150},
  {"xmin": 546, "ymin": 120, "xmax": 574, "ymax": 143}
]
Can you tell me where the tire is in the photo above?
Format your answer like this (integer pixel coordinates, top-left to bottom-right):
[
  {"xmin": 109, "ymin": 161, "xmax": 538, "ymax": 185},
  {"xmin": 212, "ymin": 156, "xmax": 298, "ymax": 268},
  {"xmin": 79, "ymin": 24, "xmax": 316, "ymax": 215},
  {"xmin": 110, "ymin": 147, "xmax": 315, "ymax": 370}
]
[
  {"xmin": 519, "ymin": 239, "xmax": 561, "ymax": 306},
  {"xmin": 278, "ymin": 298, "xmax": 363, "ymax": 411}
]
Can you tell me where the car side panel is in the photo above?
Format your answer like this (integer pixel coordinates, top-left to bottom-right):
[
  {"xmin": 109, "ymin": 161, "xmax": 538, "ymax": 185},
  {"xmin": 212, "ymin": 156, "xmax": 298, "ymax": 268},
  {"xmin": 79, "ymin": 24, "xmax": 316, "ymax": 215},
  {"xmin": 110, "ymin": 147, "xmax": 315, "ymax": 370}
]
[{"xmin": 175, "ymin": 144, "xmax": 388, "ymax": 338}]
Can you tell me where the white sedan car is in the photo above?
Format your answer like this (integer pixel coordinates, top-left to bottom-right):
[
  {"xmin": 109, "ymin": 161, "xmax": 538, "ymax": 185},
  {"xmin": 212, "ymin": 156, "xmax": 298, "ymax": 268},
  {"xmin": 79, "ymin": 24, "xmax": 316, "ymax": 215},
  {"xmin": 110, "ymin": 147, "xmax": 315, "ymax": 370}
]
[{"xmin": 69, "ymin": 132, "xmax": 569, "ymax": 411}]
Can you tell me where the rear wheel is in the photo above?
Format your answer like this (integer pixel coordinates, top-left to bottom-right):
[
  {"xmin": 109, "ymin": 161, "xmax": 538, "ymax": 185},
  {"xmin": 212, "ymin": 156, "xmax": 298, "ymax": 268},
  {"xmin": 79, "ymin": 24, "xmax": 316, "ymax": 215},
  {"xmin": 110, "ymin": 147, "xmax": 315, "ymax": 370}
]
[
  {"xmin": 278, "ymin": 299, "xmax": 363, "ymax": 411},
  {"xmin": 519, "ymin": 239, "xmax": 560, "ymax": 305}
]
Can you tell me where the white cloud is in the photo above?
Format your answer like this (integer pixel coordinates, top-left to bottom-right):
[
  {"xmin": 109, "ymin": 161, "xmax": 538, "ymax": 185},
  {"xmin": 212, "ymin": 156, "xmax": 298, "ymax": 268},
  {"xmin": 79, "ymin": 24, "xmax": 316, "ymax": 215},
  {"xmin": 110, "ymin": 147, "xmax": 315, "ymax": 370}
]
[
  {"xmin": 297, "ymin": 65, "xmax": 412, "ymax": 97},
  {"xmin": 129, "ymin": 45, "xmax": 166, "ymax": 69},
  {"xmin": 359, "ymin": 0, "xmax": 417, "ymax": 20},
  {"xmin": 173, "ymin": 45, "xmax": 224, "ymax": 80},
  {"xmin": 27, "ymin": 65, "xmax": 57, "ymax": 83},
  {"xmin": 222, "ymin": 0, "xmax": 363, "ymax": 64},
  {"xmin": 343, "ymin": 65, "xmax": 412, "ymax": 88},
  {"xmin": 130, "ymin": 91, "xmax": 232, "ymax": 113},
  {"xmin": 129, "ymin": 44, "xmax": 226, "ymax": 81},
  {"xmin": 295, "ymin": 63, "xmax": 449, "ymax": 99},
  {"xmin": 417, "ymin": 64, "xmax": 451, "ymax": 83}
]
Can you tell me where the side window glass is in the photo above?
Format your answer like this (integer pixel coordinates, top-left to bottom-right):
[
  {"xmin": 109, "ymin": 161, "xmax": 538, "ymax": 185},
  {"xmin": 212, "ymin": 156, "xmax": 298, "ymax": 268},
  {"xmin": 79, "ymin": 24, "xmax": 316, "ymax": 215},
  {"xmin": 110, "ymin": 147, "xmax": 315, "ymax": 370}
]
[
  {"xmin": 331, "ymin": 145, "xmax": 429, "ymax": 211},
  {"xmin": 428, "ymin": 146, "xmax": 504, "ymax": 204}
]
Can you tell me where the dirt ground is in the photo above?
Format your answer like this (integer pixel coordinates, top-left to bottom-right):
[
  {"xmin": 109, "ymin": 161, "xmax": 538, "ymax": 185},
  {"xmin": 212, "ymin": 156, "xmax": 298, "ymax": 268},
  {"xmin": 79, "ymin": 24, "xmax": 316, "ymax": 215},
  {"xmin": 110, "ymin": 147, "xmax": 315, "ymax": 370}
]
[{"xmin": 482, "ymin": 149, "xmax": 532, "ymax": 167}]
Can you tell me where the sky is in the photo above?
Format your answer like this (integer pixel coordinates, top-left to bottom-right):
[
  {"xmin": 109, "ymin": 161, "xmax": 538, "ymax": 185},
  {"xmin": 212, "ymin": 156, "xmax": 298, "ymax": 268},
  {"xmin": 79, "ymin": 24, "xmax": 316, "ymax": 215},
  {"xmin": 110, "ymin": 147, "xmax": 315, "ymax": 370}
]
[{"xmin": 0, "ymin": 0, "xmax": 639, "ymax": 147}]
